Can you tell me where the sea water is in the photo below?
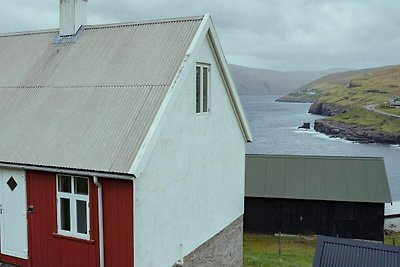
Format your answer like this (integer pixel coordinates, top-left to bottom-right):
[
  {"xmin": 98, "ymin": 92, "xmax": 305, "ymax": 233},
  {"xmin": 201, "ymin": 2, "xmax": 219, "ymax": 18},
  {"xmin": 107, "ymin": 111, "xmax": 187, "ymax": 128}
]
[{"xmin": 240, "ymin": 95, "xmax": 400, "ymax": 202}]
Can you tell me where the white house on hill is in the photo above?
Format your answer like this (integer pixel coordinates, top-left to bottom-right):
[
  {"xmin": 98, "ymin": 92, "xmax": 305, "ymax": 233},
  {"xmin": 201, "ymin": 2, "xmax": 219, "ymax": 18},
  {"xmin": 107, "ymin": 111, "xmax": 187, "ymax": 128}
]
[{"xmin": 0, "ymin": 0, "xmax": 252, "ymax": 266}]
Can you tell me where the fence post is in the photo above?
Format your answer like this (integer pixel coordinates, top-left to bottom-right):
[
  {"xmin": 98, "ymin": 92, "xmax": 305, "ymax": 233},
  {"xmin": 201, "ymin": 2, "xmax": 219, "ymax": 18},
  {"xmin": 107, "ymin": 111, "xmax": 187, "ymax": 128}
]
[{"xmin": 279, "ymin": 232, "xmax": 282, "ymax": 258}]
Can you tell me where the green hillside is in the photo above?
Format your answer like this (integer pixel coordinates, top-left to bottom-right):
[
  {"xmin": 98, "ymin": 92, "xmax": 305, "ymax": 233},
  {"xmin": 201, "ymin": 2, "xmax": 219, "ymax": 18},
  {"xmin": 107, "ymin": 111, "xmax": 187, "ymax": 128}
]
[
  {"xmin": 281, "ymin": 65, "xmax": 400, "ymax": 134},
  {"xmin": 314, "ymin": 66, "xmax": 399, "ymax": 107}
]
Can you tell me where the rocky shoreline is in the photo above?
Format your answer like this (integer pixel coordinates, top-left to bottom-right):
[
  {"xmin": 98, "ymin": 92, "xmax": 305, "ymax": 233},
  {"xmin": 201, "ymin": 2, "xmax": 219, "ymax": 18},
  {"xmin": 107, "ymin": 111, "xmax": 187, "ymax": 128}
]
[
  {"xmin": 278, "ymin": 95, "xmax": 400, "ymax": 145},
  {"xmin": 308, "ymin": 102, "xmax": 348, "ymax": 116},
  {"xmin": 314, "ymin": 119, "xmax": 400, "ymax": 145},
  {"xmin": 307, "ymin": 102, "xmax": 400, "ymax": 145}
]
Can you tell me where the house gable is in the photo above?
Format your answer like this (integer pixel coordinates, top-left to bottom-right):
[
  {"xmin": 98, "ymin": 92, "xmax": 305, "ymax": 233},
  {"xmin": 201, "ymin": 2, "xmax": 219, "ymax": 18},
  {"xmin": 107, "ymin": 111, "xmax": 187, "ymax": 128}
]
[
  {"xmin": 133, "ymin": 18, "xmax": 247, "ymax": 267},
  {"xmin": 130, "ymin": 14, "xmax": 252, "ymax": 176}
]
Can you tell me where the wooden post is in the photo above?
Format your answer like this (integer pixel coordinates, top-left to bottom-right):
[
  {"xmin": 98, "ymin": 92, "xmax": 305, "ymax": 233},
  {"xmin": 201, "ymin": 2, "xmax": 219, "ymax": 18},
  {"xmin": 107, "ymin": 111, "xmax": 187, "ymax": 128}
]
[{"xmin": 278, "ymin": 232, "xmax": 282, "ymax": 258}]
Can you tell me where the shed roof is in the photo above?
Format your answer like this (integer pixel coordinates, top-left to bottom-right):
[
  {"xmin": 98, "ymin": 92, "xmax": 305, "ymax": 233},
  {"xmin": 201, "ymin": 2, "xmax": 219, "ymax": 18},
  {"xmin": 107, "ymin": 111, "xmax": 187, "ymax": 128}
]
[
  {"xmin": 312, "ymin": 235, "xmax": 400, "ymax": 267},
  {"xmin": 0, "ymin": 16, "xmax": 202, "ymax": 174},
  {"xmin": 245, "ymin": 154, "xmax": 392, "ymax": 203}
]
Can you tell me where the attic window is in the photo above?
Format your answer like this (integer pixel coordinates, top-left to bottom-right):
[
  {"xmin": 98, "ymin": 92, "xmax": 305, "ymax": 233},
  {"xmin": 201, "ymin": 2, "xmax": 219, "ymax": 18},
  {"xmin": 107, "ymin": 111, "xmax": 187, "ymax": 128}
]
[{"xmin": 196, "ymin": 63, "xmax": 210, "ymax": 113}]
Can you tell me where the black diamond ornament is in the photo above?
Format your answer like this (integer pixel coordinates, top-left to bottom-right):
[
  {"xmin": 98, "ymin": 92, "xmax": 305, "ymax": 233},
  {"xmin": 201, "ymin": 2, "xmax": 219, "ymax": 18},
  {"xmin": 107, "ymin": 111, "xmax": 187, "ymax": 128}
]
[{"xmin": 7, "ymin": 176, "xmax": 18, "ymax": 191}]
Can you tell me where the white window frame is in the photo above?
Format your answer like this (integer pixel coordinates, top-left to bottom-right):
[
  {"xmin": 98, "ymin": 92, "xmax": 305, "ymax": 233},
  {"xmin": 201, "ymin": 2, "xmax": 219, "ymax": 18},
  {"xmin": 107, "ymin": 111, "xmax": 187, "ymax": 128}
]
[
  {"xmin": 56, "ymin": 175, "xmax": 90, "ymax": 240},
  {"xmin": 196, "ymin": 63, "xmax": 211, "ymax": 114}
]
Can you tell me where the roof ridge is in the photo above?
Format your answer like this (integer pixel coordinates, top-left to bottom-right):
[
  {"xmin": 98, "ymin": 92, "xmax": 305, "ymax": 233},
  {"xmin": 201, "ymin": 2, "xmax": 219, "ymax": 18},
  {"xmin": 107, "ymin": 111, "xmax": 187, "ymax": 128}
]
[
  {"xmin": 0, "ymin": 15, "xmax": 204, "ymax": 38},
  {"xmin": 0, "ymin": 29, "xmax": 58, "ymax": 38},
  {"xmin": 84, "ymin": 15, "xmax": 204, "ymax": 31},
  {"xmin": 0, "ymin": 85, "xmax": 170, "ymax": 89}
]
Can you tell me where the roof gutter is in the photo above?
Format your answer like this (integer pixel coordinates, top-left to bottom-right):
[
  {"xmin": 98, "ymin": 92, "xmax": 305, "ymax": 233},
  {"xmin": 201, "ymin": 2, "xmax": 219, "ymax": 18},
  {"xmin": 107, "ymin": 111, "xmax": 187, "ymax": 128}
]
[{"xmin": 0, "ymin": 161, "xmax": 135, "ymax": 180}]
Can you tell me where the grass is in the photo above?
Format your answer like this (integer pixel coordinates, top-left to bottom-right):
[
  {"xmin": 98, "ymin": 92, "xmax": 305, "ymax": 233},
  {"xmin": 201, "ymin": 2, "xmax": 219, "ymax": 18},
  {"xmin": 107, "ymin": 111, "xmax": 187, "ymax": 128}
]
[
  {"xmin": 384, "ymin": 232, "xmax": 400, "ymax": 246},
  {"xmin": 318, "ymin": 87, "xmax": 389, "ymax": 107},
  {"xmin": 243, "ymin": 233, "xmax": 316, "ymax": 267},
  {"xmin": 244, "ymin": 233, "xmax": 400, "ymax": 267},
  {"xmin": 329, "ymin": 108, "xmax": 400, "ymax": 133},
  {"xmin": 376, "ymin": 105, "xmax": 400, "ymax": 116}
]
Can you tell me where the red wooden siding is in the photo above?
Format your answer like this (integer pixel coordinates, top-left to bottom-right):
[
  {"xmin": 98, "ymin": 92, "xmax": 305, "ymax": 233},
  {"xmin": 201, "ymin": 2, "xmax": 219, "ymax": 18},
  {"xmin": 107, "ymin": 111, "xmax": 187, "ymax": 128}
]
[
  {"xmin": 0, "ymin": 254, "xmax": 28, "ymax": 267},
  {"xmin": 101, "ymin": 178, "xmax": 134, "ymax": 267},
  {"xmin": 23, "ymin": 170, "xmax": 134, "ymax": 267},
  {"xmin": 26, "ymin": 170, "xmax": 100, "ymax": 267}
]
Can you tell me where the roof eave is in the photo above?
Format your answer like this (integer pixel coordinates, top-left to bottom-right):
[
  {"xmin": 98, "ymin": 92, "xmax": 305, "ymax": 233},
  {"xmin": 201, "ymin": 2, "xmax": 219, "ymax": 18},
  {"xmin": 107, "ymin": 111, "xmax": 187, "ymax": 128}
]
[
  {"xmin": 0, "ymin": 161, "xmax": 135, "ymax": 180},
  {"xmin": 205, "ymin": 14, "xmax": 253, "ymax": 142}
]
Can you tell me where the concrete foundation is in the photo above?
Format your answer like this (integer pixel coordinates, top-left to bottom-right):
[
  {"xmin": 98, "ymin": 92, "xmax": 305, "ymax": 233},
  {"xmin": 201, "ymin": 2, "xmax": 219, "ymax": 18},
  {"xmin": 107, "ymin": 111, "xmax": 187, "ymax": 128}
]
[{"xmin": 183, "ymin": 215, "xmax": 243, "ymax": 267}]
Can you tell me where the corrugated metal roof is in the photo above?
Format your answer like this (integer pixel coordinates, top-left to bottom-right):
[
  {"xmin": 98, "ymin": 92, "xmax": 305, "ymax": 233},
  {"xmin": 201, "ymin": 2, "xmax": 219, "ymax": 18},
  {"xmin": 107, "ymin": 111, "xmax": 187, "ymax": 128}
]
[
  {"xmin": 0, "ymin": 16, "xmax": 203, "ymax": 174},
  {"xmin": 245, "ymin": 154, "xmax": 392, "ymax": 203},
  {"xmin": 0, "ymin": 16, "xmax": 202, "ymax": 88},
  {"xmin": 313, "ymin": 235, "xmax": 400, "ymax": 267}
]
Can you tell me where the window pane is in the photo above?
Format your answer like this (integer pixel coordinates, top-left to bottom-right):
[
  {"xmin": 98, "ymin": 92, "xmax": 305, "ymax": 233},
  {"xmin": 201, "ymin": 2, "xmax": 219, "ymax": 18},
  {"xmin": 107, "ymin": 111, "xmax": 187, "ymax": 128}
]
[
  {"xmin": 58, "ymin": 175, "xmax": 71, "ymax": 193},
  {"xmin": 76, "ymin": 200, "xmax": 88, "ymax": 234},
  {"xmin": 203, "ymin": 67, "xmax": 208, "ymax": 112},
  {"xmin": 75, "ymin": 177, "xmax": 88, "ymax": 195},
  {"xmin": 60, "ymin": 198, "xmax": 71, "ymax": 231},
  {"xmin": 196, "ymin": 66, "xmax": 201, "ymax": 113}
]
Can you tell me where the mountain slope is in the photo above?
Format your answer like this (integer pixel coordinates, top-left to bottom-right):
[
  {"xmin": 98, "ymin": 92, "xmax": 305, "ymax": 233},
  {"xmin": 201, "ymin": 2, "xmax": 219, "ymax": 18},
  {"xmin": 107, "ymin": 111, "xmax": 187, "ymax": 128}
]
[
  {"xmin": 280, "ymin": 65, "xmax": 400, "ymax": 108},
  {"xmin": 229, "ymin": 64, "xmax": 349, "ymax": 95},
  {"xmin": 278, "ymin": 66, "xmax": 398, "ymax": 102}
]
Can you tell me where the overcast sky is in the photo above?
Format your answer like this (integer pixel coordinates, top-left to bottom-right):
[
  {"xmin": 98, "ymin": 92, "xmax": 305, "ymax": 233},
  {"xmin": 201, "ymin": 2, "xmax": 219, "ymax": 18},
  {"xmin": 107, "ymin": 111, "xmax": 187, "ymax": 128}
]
[{"xmin": 0, "ymin": 0, "xmax": 399, "ymax": 71}]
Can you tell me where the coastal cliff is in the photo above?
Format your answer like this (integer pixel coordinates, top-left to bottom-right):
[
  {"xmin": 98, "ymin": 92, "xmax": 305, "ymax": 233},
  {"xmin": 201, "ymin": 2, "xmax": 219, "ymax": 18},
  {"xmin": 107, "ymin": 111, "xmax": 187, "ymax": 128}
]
[
  {"xmin": 310, "ymin": 103, "xmax": 400, "ymax": 145},
  {"xmin": 308, "ymin": 102, "xmax": 348, "ymax": 116},
  {"xmin": 314, "ymin": 119, "xmax": 400, "ymax": 145}
]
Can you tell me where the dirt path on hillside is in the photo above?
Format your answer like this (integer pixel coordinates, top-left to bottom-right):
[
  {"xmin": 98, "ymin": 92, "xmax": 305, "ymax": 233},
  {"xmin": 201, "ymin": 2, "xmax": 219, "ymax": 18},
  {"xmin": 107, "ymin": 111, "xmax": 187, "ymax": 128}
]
[{"xmin": 364, "ymin": 104, "xmax": 400, "ymax": 119}]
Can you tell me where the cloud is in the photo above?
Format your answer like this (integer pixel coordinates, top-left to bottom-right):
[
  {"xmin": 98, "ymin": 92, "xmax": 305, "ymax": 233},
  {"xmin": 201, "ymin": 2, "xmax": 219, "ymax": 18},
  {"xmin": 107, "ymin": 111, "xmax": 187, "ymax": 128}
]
[{"xmin": 0, "ymin": 0, "xmax": 399, "ymax": 71}]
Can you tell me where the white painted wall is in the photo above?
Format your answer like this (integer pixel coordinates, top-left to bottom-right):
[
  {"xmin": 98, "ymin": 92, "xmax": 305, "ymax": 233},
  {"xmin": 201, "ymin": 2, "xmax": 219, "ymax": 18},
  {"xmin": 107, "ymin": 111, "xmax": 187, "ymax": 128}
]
[{"xmin": 134, "ymin": 35, "xmax": 246, "ymax": 267}]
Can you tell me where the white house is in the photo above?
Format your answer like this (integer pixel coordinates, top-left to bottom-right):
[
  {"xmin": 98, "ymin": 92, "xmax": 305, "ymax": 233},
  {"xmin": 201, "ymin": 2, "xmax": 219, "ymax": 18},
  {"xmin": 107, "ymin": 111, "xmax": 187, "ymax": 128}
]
[{"xmin": 0, "ymin": 1, "xmax": 251, "ymax": 266}]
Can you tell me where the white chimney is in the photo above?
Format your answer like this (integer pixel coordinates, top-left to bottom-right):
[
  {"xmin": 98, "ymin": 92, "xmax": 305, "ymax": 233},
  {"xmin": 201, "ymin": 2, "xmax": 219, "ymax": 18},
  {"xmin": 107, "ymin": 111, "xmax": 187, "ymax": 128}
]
[{"xmin": 60, "ymin": 0, "xmax": 88, "ymax": 36}]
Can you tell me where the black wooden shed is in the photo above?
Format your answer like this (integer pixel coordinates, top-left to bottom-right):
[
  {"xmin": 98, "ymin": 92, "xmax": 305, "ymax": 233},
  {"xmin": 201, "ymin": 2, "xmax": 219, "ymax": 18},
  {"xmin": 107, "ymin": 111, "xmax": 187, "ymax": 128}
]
[{"xmin": 244, "ymin": 155, "xmax": 392, "ymax": 241}]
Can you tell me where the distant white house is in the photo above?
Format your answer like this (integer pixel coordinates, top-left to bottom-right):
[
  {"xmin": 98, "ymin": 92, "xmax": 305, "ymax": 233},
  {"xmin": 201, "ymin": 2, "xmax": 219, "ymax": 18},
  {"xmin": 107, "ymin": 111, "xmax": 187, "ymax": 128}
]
[{"xmin": 0, "ymin": 0, "xmax": 252, "ymax": 266}]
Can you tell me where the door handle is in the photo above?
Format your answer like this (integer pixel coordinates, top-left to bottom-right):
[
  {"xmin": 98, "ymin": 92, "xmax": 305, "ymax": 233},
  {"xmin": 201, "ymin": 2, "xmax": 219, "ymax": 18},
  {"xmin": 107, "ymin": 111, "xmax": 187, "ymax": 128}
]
[{"xmin": 27, "ymin": 205, "xmax": 34, "ymax": 213}]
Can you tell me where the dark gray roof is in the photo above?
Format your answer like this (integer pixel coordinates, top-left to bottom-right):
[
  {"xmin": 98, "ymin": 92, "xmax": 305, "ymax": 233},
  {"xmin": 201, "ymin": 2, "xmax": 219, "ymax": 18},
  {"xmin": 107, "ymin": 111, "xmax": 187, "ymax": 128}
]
[
  {"xmin": 245, "ymin": 154, "xmax": 392, "ymax": 203},
  {"xmin": 313, "ymin": 235, "xmax": 400, "ymax": 267}
]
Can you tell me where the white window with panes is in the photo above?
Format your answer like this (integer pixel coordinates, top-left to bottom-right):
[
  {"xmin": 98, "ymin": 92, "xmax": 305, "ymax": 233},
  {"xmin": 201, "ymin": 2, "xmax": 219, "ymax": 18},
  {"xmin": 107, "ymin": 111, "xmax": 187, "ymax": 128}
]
[
  {"xmin": 56, "ymin": 175, "xmax": 90, "ymax": 240},
  {"xmin": 196, "ymin": 63, "xmax": 210, "ymax": 113}
]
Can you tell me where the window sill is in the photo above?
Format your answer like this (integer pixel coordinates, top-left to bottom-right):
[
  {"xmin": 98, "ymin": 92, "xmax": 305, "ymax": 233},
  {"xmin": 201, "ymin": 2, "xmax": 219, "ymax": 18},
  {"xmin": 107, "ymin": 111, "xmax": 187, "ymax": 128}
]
[
  {"xmin": 195, "ymin": 112, "xmax": 210, "ymax": 117},
  {"xmin": 53, "ymin": 233, "xmax": 95, "ymax": 244}
]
